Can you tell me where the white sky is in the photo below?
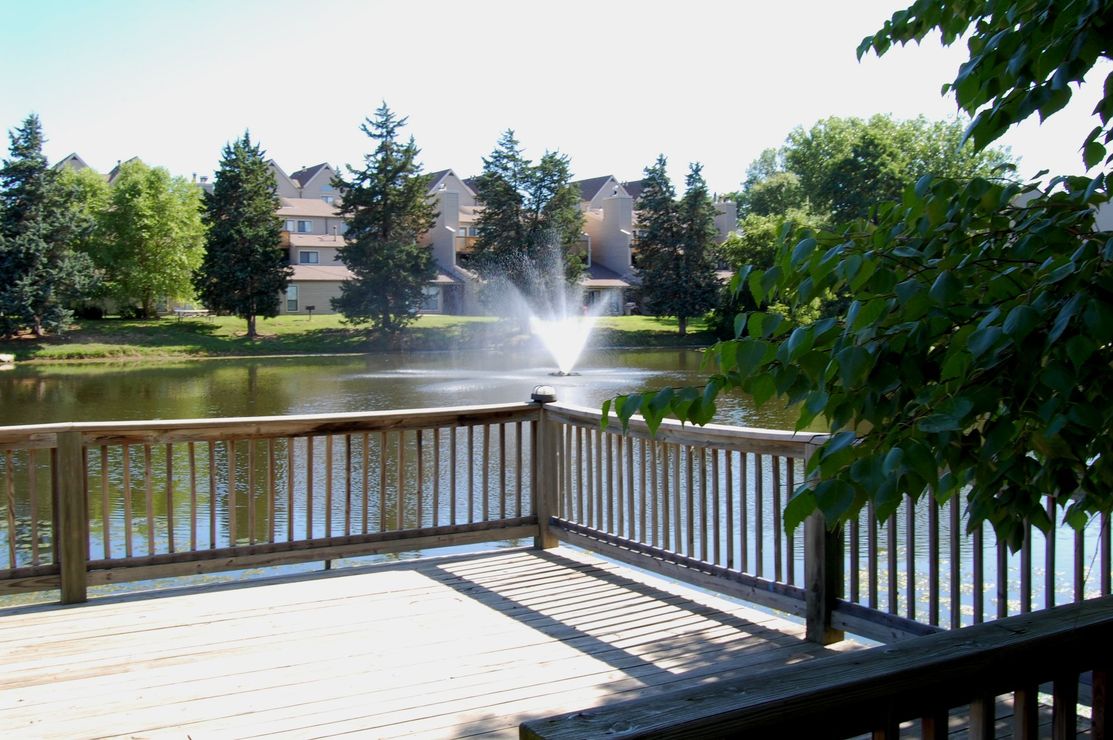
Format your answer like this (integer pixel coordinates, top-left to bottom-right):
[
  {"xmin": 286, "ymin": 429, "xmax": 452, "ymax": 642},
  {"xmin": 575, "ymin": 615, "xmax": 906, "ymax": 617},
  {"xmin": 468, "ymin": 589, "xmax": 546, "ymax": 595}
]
[{"xmin": 1, "ymin": 0, "xmax": 1106, "ymax": 193}]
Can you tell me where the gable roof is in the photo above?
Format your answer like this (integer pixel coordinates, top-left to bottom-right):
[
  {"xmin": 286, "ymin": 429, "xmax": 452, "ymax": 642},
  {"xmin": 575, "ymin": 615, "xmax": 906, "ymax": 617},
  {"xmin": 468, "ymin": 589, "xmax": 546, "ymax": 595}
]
[
  {"xmin": 573, "ymin": 175, "xmax": 616, "ymax": 203},
  {"xmin": 290, "ymin": 163, "xmax": 331, "ymax": 188},
  {"xmin": 277, "ymin": 197, "xmax": 342, "ymax": 218},
  {"xmin": 621, "ymin": 179, "xmax": 646, "ymax": 202},
  {"xmin": 426, "ymin": 169, "xmax": 451, "ymax": 191},
  {"xmin": 54, "ymin": 153, "xmax": 92, "ymax": 172},
  {"xmin": 107, "ymin": 157, "xmax": 141, "ymax": 184}
]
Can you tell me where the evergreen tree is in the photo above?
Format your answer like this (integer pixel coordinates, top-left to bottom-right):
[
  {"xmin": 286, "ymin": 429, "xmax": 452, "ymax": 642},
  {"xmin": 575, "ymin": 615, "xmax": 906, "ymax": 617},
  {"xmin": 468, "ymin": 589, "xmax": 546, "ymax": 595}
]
[
  {"xmin": 331, "ymin": 103, "xmax": 437, "ymax": 336},
  {"xmin": 194, "ymin": 132, "xmax": 289, "ymax": 339},
  {"xmin": 97, "ymin": 160, "xmax": 206, "ymax": 318},
  {"xmin": 0, "ymin": 114, "xmax": 95, "ymax": 337},
  {"xmin": 471, "ymin": 130, "xmax": 584, "ymax": 318},
  {"xmin": 635, "ymin": 157, "xmax": 720, "ymax": 335}
]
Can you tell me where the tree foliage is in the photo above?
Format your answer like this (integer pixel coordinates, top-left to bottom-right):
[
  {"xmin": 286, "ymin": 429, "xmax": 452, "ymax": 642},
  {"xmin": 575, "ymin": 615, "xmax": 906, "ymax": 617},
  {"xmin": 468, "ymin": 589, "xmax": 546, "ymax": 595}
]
[
  {"xmin": 194, "ymin": 132, "xmax": 290, "ymax": 339},
  {"xmin": 608, "ymin": 0, "xmax": 1113, "ymax": 548},
  {"xmin": 94, "ymin": 160, "xmax": 205, "ymax": 317},
  {"xmin": 0, "ymin": 114, "xmax": 95, "ymax": 337},
  {"xmin": 331, "ymin": 103, "xmax": 437, "ymax": 336},
  {"xmin": 635, "ymin": 157, "xmax": 722, "ymax": 336},
  {"xmin": 470, "ymin": 130, "xmax": 584, "ymax": 318}
]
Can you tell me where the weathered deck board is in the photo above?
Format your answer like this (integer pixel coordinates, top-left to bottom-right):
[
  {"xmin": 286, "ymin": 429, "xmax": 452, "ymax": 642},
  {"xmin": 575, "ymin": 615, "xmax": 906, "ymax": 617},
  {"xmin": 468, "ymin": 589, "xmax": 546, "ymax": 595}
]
[{"xmin": 0, "ymin": 547, "xmax": 850, "ymax": 738}]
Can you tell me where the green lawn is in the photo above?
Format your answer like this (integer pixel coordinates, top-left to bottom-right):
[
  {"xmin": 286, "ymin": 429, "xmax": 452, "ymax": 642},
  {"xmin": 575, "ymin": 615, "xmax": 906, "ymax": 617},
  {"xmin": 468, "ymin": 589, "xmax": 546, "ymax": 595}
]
[{"xmin": 0, "ymin": 313, "xmax": 715, "ymax": 362}]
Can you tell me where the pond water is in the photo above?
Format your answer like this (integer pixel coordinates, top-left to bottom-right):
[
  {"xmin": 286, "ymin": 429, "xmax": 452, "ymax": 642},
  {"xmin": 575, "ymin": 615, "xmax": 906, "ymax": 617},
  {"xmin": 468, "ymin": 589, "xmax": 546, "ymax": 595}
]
[{"xmin": 0, "ymin": 347, "xmax": 799, "ymax": 429}]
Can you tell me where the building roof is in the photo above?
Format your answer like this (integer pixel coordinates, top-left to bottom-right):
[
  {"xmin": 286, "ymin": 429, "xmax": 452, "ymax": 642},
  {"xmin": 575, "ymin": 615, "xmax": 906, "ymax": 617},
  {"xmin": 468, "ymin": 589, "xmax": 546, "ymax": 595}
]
[
  {"xmin": 431, "ymin": 270, "xmax": 460, "ymax": 285},
  {"xmin": 573, "ymin": 175, "xmax": 616, "ymax": 203},
  {"xmin": 54, "ymin": 153, "xmax": 91, "ymax": 172},
  {"xmin": 106, "ymin": 157, "xmax": 140, "ymax": 184},
  {"xmin": 290, "ymin": 265, "xmax": 353, "ymax": 282},
  {"xmin": 426, "ymin": 169, "xmax": 451, "ymax": 191},
  {"xmin": 278, "ymin": 197, "xmax": 342, "ymax": 218},
  {"xmin": 582, "ymin": 262, "xmax": 630, "ymax": 289},
  {"xmin": 621, "ymin": 179, "xmax": 646, "ymax": 202},
  {"xmin": 290, "ymin": 163, "xmax": 331, "ymax": 188}
]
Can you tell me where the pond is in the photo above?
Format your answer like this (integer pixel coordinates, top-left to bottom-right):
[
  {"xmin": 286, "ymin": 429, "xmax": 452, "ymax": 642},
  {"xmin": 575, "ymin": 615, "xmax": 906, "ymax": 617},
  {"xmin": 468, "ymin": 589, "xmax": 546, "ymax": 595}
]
[{"xmin": 0, "ymin": 347, "xmax": 800, "ymax": 429}]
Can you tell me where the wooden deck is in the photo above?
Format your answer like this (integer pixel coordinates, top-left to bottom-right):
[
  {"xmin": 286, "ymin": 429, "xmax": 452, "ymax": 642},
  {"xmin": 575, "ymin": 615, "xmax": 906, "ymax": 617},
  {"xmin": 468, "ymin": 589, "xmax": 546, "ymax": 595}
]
[{"xmin": 0, "ymin": 547, "xmax": 852, "ymax": 738}]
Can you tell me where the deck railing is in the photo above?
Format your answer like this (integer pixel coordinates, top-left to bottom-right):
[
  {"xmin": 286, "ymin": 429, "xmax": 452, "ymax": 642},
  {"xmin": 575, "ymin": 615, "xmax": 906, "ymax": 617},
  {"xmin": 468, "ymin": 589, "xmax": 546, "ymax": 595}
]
[{"xmin": 1, "ymin": 397, "xmax": 1111, "ymax": 646}]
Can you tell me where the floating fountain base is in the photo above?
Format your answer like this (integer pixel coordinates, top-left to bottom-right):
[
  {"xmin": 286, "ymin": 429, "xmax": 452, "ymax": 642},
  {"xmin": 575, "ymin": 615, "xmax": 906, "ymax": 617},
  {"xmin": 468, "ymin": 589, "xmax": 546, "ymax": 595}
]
[{"xmin": 549, "ymin": 371, "xmax": 580, "ymax": 377}]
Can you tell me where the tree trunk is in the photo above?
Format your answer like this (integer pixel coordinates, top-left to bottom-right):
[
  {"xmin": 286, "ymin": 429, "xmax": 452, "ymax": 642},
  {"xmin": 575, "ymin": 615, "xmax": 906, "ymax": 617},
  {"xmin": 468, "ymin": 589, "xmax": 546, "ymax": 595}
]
[
  {"xmin": 678, "ymin": 315, "xmax": 687, "ymax": 336},
  {"xmin": 246, "ymin": 314, "xmax": 257, "ymax": 339}
]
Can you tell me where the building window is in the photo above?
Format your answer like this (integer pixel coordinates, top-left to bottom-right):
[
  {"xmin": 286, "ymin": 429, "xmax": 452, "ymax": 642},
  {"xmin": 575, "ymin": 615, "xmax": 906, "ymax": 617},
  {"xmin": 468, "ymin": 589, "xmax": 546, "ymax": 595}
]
[
  {"xmin": 297, "ymin": 220, "xmax": 312, "ymax": 233},
  {"xmin": 284, "ymin": 220, "xmax": 295, "ymax": 232},
  {"xmin": 420, "ymin": 286, "xmax": 441, "ymax": 313},
  {"xmin": 298, "ymin": 250, "xmax": 319, "ymax": 264},
  {"xmin": 321, "ymin": 195, "xmax": 334, "ymax": 204},
  {"xmin": 320, "ymin": 183, "xmax": 333, "ymax": 192},
  {"xmin": 286, "ymin": 285, "xmax": 299, "ymax": 312}
]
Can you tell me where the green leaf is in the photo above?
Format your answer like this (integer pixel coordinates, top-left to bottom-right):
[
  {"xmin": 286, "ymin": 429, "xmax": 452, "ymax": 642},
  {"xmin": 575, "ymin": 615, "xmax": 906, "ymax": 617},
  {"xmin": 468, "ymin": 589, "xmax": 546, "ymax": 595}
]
[
  {"xmin": 600, "ymin": 399, "xmax": 612, "ymax": 432},
  {"xmin": 1002, "ymin": 304, "xmax": 1040, "ymax": 341},
  {"xmin": 750, "ymin": 373, "xmax": 776, "ymax": 407},
  {"xmin": 814, "ymin": 479, "xmax": 856, "ymax": 521},
  {"xmin": 784, "ymin": 487, "xmax": 817, "ymax": 534}
]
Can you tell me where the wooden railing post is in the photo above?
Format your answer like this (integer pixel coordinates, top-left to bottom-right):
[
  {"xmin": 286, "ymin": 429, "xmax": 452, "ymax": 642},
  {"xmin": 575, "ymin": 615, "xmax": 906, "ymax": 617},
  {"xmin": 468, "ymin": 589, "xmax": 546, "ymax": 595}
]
[
  {"xmin": 56, "ymin": 430, "xmax": 88, "ymax": 604},
  {"xmin": 532, "ymin": 389, "xmax": 559, "ymax": 550},
  {"xmin": 804, "ymin": 441, "xmax": 843, "ymax": 644}
]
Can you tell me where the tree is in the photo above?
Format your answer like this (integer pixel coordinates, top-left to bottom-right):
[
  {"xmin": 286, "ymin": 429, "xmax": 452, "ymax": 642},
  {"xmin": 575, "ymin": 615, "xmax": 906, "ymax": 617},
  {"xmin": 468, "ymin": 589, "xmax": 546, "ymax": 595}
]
[
  {"xmin": 331, "ymin": 103, "xmax": 437, "ymax": 336},
  {"xmin": 94, "ymin": 160, "xmax": 205, "ymax": 318},
  {"xmin": 194, "ymin": 133, "xmax": 290, "ymax": 339},
  {"xmin": 470, "ymin": 130, "xmax": 584, "ymax": 318},
  {"xmin": 608, "ymin": 0, "xmax": 1113, "ymax": 548},
  {"xmin": 0, "ymin": 114, "xmax": 95, "ymax": 337},
  {"xmin": 635, "ymin": 157, "xmax": 721, "ymax": 336}
]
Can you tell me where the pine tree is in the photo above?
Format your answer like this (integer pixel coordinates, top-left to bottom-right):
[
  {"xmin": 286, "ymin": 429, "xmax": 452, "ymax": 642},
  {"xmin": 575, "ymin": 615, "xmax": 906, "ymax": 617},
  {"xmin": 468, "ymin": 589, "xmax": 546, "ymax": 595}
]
[
  {"xmin": 331, "ymin": 103, "xmax": 437, "ymax": 337},
  {"xmin": 471, "ymin": 130, "xmax": 584, "ymax": 318},
  {"xmin": 0, "ymin": 114, "xmax": 95, "ymax": 337},
  {"xmin": 194, "ymin": 132, "xmax": 289, "ymax": 339},
  {"xmin": 635, "ymin": 158, "xmax": 720, "ymax": 335}
]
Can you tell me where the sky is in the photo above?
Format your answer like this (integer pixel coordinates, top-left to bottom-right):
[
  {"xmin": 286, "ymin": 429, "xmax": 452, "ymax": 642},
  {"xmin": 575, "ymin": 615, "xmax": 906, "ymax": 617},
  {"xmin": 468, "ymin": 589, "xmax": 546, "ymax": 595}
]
[{"xmin": 1, "ymin": 0, "xmax": 1107, "ymax": 194}]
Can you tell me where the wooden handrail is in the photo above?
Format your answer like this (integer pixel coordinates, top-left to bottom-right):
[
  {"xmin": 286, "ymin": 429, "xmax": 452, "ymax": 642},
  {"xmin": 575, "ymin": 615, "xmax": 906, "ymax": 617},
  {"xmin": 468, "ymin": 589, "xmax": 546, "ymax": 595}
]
[{"xmin": 520, "ymin": 595, "xmax": 1113, "ymax": 739}]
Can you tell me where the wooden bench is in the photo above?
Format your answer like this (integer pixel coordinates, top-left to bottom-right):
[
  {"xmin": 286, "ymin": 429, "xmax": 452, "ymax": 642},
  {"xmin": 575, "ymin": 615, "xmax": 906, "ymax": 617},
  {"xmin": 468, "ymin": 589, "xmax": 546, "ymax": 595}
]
[
  {"xmin": 173, "ymin": 308, "xmax": 210, "ymax": 322},
  {"xmin": 520, "ymin": 596, "xmax": 1112, "ymax": 739}
]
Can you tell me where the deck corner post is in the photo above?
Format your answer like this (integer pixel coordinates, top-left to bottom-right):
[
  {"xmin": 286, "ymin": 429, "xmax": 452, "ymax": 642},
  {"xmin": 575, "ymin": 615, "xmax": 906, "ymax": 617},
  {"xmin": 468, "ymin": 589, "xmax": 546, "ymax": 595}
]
[
  {"xmin": 56, "ymin": 429, "xmax": 88, "ymax": 604},
  {"xmin": 532, "ymin": 402, "xmax": 559, "ymax": 550},
  {"xmin": 803, "ymin": 439, "xmax": 842, "ymax": 644}
]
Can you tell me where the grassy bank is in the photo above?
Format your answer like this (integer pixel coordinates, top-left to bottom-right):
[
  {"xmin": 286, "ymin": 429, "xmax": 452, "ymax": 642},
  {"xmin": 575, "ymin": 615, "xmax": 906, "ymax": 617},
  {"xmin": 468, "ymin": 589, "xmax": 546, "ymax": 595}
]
[{"xmin": 0, "ymin": 314, "xmax": 716, "ymax": 362}]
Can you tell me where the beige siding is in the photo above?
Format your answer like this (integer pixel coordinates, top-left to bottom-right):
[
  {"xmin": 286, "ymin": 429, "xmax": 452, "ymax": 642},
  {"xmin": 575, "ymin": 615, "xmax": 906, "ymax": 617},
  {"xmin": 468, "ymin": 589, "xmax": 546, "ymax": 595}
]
[
  {"xmin": 283, "ymin": 281, "xmax": 344, "ymax": 314},
  {"xmin": 292, "ymin": 245, "xmax": 343, "ymax": 265}
]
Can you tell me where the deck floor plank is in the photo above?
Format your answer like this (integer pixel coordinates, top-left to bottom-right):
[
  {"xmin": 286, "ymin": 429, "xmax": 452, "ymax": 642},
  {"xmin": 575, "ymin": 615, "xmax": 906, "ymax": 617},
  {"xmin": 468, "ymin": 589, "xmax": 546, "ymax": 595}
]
[{"xmin": 0, "ymin": 547, "xmax": 849, "ymax": 738}]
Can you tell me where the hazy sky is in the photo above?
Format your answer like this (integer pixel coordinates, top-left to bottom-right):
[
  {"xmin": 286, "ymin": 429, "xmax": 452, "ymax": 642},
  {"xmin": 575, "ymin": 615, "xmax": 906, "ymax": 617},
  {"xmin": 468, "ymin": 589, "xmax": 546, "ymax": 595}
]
[{"xmin": 1, "ymin": 0, "xmax": 1107, "ymax": 193}]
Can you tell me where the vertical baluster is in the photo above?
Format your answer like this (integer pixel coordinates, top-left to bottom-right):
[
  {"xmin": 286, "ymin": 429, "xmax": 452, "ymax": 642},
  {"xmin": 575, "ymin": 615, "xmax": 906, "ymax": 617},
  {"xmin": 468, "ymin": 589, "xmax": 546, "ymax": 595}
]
[
  {"xmin": 324, "ymin": 435, "xmax": 332, "ymax": 538},
  {"xmin": 615, "ymin": 435, "xmax": 625, "ymax": 537},
  {"xmin": 1046, "ymin": 495, "xmax": 1057, "ymax": 609},
  {"xmin": 528, "ymin": 420, "xmax": 537, "ymax": 519},
  {"xmin": 285, "ymin": 438, "xmax": 294, "ymax": 542},
  {"xmin": 755, "ymin": 453, "xmax": 764, "ymax": 578},
  {"xmin": 906, "ymin": 495, "xmax": 915, "ymax": 621},
  {"xmin": 661, "ymin": 442, "xmax": 670, "ymax": 550},
  {"xmin": 345, "ymin": 434, "xmax": 353, "ymax": 536},
  {"xmin": 929, "ymin": 493, "xmax": 939, "ymax": 626},
  {"xmin": 997, "ymin": 537, "xmax": 1008, "ymax": 619},
  {"xmin": 672, "ymin": 444, "xmax": 682, "ymax": 554},
  {"xmin": 208, "ymin": 441, "xmax": 217, "ymax": 550},
  {"xmin": 576, "ymin": 427, "xmax": 584, "ymax": 524},
  {"xmin": 433, "ymin": 429, "xmax": 441, "ymax": 527},
  {"xmin": 268, "ymin": 439, "xmax": 276, "ymax": 544},
  {"xmin": 950, "ymin": 493, "xmax": 961, "ymax": 628},
  {"xmin": 1103, "ymin": 511, "xmax": 1111, "ymax": 597},
  {"xmin": 417, "ymin": 430, "xmax": 425, "ymax": 527},
  {"xmin": 969, "ymin": 694, "xmax": 996, "ymax": 740},
  {"xmin": 99, "ymin": 447, "xmax": 110, "ymax": 560},
  {"xmin": 650, "ymin": 440, "xmax": 659, "ymax": 549},
  {"xmin": 638, "ymin": 438, "xmax": 647, "ymax": 543},
  {"xmin": 725, "ymin": 449, "xmax": 734, "ymax": 570},
  {"xmin": 585, "ymin": 429, "xmax": 594, "ymax": 529},
  {"xmin": 973, "ymin": 522, "xmax": 984, "ymax": 624},
  {"xmin": 227, "ymin": 439, "xmax": 239, "ymax": 546},
  {"xmin": 188, "ymin": 443, "xmax": 197, "ymax": 552},
  {"xmin": 4, "ymin": 451, "xmax": 14, "ymax": 568},
  {"xmin": 83, "ymin": 447, "xmax": 90, "ymax": 564},
  {"xmin": 786, "ymin": 458, "xmax": 795, "ymax": 585},
  {"xmin": 166, "ymin": 443, "xmax": 175, "ymax": 553},
  {"xmin": 921, "ymin": 709, "xmax": 950, "ymax": 740},
  {"xmin": 1014, "ymin": 684, "xmax": 1039, "ymax": 740},
  {"xmin": 625, "ymin": 434, "xmax": 635, "ymax": 540},
  {"xmin": 1093, "ymin": 664, "xmax": 1109, "ymax": 738},
  {"xmin": 867, "ymin": 499, "xmax": 878, "ymax": 610},
  {"xmin": 887, "ymin": 512, "xmax": 898, "ymax": 614},
  {"xmin": 481, "ymin": 425, "xmax": 489, "ymax": 523},
  {"xmin": 143, "ymin": 444, "xmax": 154, "ymax": 555},
  {"xmin": 398, "ymin": 430, "xmax": 406, "ymax": 530},
  {"xmin": 516, "ymin": 423, "xmax": 524, "ymax": 519},
  {"xmin": 773, "ymin": 456, "xmax": 782, "ymax": 583},
  {"xmin": 1020, "ymin": 526, "xmax": 1031, "ymax": 614},
  {"xmin": 497, "ymin": 423, "xmax": 505, "ymax": 521},
  {"xmin": 698, "ymin": 447, "xmax": 707, "ymax": 561},
  {"xmin": 686, "ymin": 445, "xmax": 695, "ymax": 557},
  {"xmin": 712, "ymin": 449, "xmax": 720, "ymax": 566},
  {"xmin": 596, "ymin": 428, "xmax": 605, "ymax": 532},
  {"xmin": 1052, "ymin": 673, "xmax": 1079, "ymax": 740},
  {"xmin": 363, "ymin": 433, "xmax": 370, "ymax": 534},
  {"xmin": 379, "ymin": 431, "xmax": 389, "ymax": 531},
  {"xmin": 467, "ymin": 425, "xmax": 475, "ymax": 525},
  {"xmin": 449, "ymin": 427, "xmax": 457, "ymax": 526},
  {"xmin": 561, "ymin": 424, "xmax": 570, "ymax": 519},
  {"xmin": 739, "ymin": 451, "xmax": 748, "ymax": 573},
  {"xmin": 1075, "ymin": 527, "xmax": 1085, "ymax": 603},
  {"xmin": 247, "ymin": 440, "xmax": 256, "ymax": 546}
]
